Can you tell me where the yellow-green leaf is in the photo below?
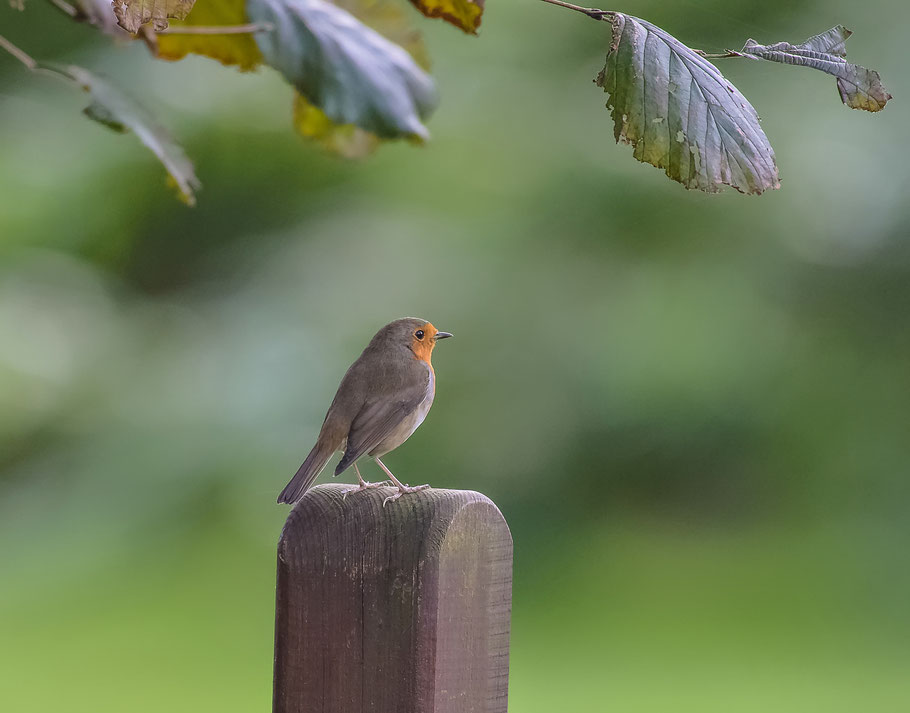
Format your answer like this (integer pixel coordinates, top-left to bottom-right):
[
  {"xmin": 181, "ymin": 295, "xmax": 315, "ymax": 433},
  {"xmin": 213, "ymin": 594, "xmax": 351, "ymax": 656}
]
[
  {"xmin": 112, "ymin": 0, "xmax": 197, "ymax": 33},
  {"xmin": 406, "ymin": 0, "xmax": 483, "ymax": 35},
  {"xmin": 293, "ymin": 93, "xmax": 380, "ymax": 158},
  {"xmin": 153, "ymin": 0, "xmax": 263, "ymax": 70}
]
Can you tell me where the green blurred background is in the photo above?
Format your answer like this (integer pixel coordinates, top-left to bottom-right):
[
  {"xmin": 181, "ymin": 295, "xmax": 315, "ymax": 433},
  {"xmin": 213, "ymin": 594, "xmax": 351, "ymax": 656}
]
[{"xmin": 1, "ymin": 0, "xmax": 908, "ymax": 710}]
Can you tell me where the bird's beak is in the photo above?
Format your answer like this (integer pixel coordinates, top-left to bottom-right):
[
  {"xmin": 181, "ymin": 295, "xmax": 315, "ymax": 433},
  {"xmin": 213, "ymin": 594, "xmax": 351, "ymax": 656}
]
[{"xmin": 434, "ymin": 331, "xmax": 453, "ymax": 340}]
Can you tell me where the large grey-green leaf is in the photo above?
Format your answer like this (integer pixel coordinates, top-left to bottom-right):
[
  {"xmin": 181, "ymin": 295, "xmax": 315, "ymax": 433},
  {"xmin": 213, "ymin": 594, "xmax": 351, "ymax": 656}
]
[
  {"xmin": 726, "ymin": 26, "xmax": 891, "ymax": 113},
  {"xmin": 43, "ymin": 64, "xmax": 200, "ymax": 204},
  {"xmin": 595, "ymin": 12, "xmax": 779, "ymax": 195},
  {"xmin": 246, "ymin": 0, "xmax": 437, "ymax": 140}
]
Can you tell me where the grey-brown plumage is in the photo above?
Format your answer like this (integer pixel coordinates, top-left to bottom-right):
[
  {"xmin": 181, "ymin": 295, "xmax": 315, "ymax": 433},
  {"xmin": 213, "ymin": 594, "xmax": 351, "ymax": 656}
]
[{"xmin": 278, "ymin": 317, "xmax": 452, "ymax": 504}]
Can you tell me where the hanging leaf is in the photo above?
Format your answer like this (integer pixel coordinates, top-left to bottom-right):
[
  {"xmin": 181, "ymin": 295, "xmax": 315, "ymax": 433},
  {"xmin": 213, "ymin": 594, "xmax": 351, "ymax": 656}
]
[
  {"xmin": 43, "ymin": 64, "xmax": 200, "ymax": 204},
  {"xmin": 112, "ymin": 0, "xmax": 197, "ymax": 33},
  {"xmin": 246, "ymin": 0, "xmax": 437, "ymax": 140},
  {"xmin": 152, "ymin": 0, "xmax": 263, "ymax": 69},
  {"xmin": 722, "ymin": 26, "xmax": 891, "ymax": 113},
  {"xmin": 595, "ymin": 12, "xmax": 779, "ymax": 194},
  {"xmin": 331, "ymin": 0, "xmax": 430, "ymax": 70},
  {"xmin": 406, "ymin": 0, "xmax": 484, "ymax": 35},
  {"xmin": 288, "ymin": 0, "xmax": 429, "ymax": 157}
]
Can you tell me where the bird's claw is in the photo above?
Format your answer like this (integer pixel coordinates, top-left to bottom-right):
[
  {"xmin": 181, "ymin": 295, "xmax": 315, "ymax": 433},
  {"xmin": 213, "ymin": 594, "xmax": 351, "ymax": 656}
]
[
  {"xmin": 382, "ymin": 483, "xmax": 430, "ymax": 507},
  {"xmin": 341, "ymin": 480, "xmax": 392, "ymax": 499}
]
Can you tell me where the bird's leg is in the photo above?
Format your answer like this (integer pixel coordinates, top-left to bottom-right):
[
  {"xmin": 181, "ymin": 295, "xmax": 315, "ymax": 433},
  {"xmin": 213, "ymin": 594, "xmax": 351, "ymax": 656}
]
[
  {"xmin": 374, "ymin": 457, "xmax": 429, "ymax": 506},
  {"xmin": 341, "ymin": 463, "xmax": 391, "ymax": 499}
]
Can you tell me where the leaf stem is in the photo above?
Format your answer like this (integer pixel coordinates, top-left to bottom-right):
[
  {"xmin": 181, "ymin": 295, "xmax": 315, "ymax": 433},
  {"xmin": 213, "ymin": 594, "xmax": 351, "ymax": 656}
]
[
  {"xmin": 538, "ymin": 0, "xmax": 610, "ymax": 20},
  {"xmin": 694, "ymin": 49, "xmax": 741, "ymax": 59},
  {"xmin": 158, "ymin": 22, "xmax": 275, "ymax": 35},
  {"xmin": 0, "ymin": 34, "xmax": 37, "ymax": 70}
]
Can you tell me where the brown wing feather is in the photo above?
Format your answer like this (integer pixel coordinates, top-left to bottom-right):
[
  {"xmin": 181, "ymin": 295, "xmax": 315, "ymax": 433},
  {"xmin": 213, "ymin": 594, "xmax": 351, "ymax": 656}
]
[{"xmin": 334, "ymin": 367, "xmax": 428, "ymax": 474}]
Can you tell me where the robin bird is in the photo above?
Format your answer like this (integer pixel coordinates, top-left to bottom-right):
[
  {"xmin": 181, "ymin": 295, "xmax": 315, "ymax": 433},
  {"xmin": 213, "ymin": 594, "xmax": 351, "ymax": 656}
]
[{"xmin": 278, "ymin": 317, "xmax": 453, "ymax": 506}]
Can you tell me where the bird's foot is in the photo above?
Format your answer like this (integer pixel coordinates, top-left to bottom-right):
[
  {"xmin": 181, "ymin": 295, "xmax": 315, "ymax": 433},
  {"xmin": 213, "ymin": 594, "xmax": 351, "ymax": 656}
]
[
  {"xmin": 382, "ymin": 483, "xmax": 430, "ymax": 507},
  {"xmin": 341, "ymin": 480, "xmax": 392, "ymax": 499}
]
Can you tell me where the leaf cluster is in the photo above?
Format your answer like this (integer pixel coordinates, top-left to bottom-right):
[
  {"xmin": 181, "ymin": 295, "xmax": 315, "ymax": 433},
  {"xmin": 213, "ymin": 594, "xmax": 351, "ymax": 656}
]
[{"xmin": 0, "ymin": 0, "xmax": 892, "ymax": 201}]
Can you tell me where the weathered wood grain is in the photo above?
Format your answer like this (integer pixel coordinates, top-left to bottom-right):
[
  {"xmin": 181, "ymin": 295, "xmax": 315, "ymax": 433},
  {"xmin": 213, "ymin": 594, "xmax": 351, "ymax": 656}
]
[{"xmin": 273, "ymin": 484, "xmax": 512, "ymax": 713}]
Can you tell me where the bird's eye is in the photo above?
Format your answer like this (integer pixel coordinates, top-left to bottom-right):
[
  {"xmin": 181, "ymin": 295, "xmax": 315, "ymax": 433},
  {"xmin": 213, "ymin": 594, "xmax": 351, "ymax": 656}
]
[{"xmin": 415, "ymin": 330, "xmax": 424, "ymax": 340}]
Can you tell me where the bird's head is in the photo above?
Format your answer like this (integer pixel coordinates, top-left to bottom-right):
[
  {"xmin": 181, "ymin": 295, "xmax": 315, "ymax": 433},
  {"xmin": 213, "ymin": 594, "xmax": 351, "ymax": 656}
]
[{"xmin": 374, "ymin": 317, "xmax": 453, "ymax": 363}]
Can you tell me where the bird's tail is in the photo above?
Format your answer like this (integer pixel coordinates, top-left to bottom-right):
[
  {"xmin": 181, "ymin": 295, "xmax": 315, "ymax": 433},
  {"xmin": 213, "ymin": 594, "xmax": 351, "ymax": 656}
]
[{"xmin": 277, "ymin": 441, "xmax": 335, "ymax": 504}]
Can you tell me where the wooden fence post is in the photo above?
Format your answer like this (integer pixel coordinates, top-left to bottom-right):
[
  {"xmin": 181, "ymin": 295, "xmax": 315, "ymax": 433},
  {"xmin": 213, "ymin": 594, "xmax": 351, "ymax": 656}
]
[{"xmin": 273, "ymin": 484, "xmax": 513, "ymax": 713}]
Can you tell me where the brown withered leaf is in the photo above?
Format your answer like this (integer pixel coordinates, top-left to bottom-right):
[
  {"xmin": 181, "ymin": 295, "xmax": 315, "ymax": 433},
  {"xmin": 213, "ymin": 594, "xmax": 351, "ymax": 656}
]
[
  {"xmin": 112, "ymin": 0, "xmax": 197, "ymax": 33},
  {"xmin": 724, "ymin": 26, "xmax": 891, "ymax": 112}
]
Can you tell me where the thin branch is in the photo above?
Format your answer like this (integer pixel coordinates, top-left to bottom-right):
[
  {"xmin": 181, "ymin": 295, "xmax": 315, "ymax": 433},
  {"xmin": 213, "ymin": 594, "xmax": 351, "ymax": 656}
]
[
  {"xmin": 158, "ymin": 22, "xmax": 274, "ymax": 35},
  {"xmin": 538, "ymin": 0, "xmax": 609, "ymax": 21},
  {"xmin": 43, "ymin": 0, "xmax": 80, "ymax": 19},
  {"xmin": 0, "ymin": 34, "xmax": 37, "ymax": 70}
]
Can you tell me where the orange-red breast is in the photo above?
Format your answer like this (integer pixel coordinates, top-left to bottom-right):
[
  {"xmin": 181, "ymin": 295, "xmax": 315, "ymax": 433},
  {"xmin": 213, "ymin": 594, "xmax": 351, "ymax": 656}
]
[{"xmin": 278, "ymin": 318, "xmax": 453, "ymax": 505}]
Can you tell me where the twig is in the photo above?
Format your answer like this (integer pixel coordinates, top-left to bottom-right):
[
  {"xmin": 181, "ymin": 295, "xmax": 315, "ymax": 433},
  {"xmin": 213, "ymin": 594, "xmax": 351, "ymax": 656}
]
[
  {"xmin": 695, "ymin": 50, "xmax": 742, "ymax": 59},
  {"xmin": 0, "ymin": 34, "xmax": 37, "ymax": 70},
  {"xmin": 538, "ymin": 0, "xmax": 610, "ymax": 20},
  {"xmin": 158, "ymin": 22, "xmax": 274, "ymax": 35},
  {"xmin": 43, "ymin": 0, "xmax": 80, "ymax": 19}
]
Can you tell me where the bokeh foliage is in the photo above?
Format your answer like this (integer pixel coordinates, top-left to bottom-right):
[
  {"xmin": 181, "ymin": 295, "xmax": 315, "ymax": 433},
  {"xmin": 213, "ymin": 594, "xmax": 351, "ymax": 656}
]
[{"xmin": 1, "ymin": 0, "xmax": 909, "ymax": 711}]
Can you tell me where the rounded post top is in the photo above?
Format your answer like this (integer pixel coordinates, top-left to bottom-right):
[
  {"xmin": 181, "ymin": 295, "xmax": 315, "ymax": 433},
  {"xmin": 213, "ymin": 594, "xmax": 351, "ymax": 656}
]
[{"xmin": 278, "ymin": 484, "xmax": 512, "ymax": 568}]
